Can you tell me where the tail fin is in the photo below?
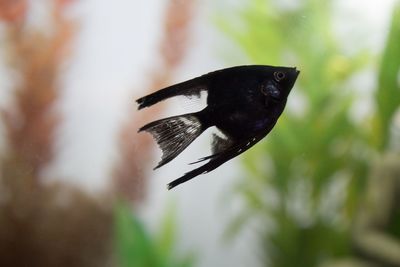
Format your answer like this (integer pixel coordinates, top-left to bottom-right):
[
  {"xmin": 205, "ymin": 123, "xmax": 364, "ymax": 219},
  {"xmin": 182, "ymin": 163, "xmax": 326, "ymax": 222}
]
[
  {"xmin": 139, "ymin": 113, "xmax": 204, "ymax": 169},
  {"xmin": 136, "ymin": 77, "xmax": 207, "ymax": 110}
]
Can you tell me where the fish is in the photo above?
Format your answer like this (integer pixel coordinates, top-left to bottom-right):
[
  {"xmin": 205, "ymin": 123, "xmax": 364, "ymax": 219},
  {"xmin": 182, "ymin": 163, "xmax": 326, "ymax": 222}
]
[{"xmin": 136, "ymin": 65, "xmax": 300, "ymax": 190}]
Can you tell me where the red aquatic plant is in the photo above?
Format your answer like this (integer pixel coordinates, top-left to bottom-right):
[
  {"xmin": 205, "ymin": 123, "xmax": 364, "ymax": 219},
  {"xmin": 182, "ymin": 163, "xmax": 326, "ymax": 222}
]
[
  {"xmin": 0, "ymin": 0, "xmax": 27, "ymax": 23},
  {"xmin": 0, "ymin": 0, "xmax": 198, "ymax": 265},
  {"xmin": 113, "ymin": 0, "xmax": 196, "ymax": 203},
  {"xmin": 1, "ymin": 0, "xmax": 74, "ymax": 181},
  {"xmin": 0, "ymin": 2, "xmax": 113, "ymax": 267}
]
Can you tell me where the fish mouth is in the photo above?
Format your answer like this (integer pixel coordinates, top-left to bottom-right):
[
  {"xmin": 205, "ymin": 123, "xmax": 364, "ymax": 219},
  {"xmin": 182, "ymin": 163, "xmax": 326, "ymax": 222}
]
[
  {"xmin": 294, "ymin": 67, "xmax": 300, "ymax": 76},
  {"xmin": 292, "ymin": 68, "xmax": 300, "ymax": 81},
  {"xmin": 287, "ymin": 67, "xmax": 300, "ymax": 92}
]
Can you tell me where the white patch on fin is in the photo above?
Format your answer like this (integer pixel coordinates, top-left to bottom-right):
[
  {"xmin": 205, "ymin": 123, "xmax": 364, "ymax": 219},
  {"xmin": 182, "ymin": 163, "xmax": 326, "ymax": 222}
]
[{"xmin": 178, "ymin": 90, "xmax": 208, "ymax": 113}]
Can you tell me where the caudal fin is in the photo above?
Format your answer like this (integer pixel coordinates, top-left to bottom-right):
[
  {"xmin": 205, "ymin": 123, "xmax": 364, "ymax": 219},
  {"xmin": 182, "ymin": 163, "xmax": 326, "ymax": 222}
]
[{"xmin": 139, "ymin": 113, "xmax": 204, "ymax": 169}]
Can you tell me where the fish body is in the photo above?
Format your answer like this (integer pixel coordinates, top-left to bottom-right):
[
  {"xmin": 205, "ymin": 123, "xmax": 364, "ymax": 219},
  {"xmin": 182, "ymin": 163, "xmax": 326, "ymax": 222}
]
[{"xmin": 137, "ymin": 65, "xmax": 299, "ymax": 189}]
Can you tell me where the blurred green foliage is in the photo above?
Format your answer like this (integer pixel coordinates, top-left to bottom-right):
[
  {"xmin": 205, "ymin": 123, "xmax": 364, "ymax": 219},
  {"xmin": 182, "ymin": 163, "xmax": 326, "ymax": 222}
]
[
  {"xmin": 375, "ymin": 4, "xmax": 400, "ymax": 150},
  {"xmin": 114, "ymin": 201, "xmax": 195, "ymax": 267},
  {"xmin": 217, "ymin": 0, "xmax": 400, "ymax": 266}
]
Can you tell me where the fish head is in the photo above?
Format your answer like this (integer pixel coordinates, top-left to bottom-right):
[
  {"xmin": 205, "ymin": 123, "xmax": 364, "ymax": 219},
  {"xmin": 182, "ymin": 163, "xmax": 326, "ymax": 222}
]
[{"xmin": 259, "ymin": 66, "xmax": 299, "ymax": 102}]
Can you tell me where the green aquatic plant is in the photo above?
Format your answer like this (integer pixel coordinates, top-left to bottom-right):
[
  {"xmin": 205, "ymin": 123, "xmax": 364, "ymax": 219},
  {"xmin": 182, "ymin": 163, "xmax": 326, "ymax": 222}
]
[
  {"xmin": 114, "ymin": 202, "xmax": 195, "ymax": 267},
  {"xmin": 216, "ymin": 0, "xmax": 400, "ymax": 266}
]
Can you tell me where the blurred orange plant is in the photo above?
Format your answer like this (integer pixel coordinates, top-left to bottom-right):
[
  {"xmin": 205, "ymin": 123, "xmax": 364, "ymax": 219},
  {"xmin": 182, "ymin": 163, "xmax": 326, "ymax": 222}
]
[
  {"xmin": 0, "ymin": 2, "xmax": 113, "ymax": 267},
  {"xmin": 0, "ymin": 0, "xmax": 27, "ymax": 23},
  {"xmin": 113, "ymin": 0, "xmax": 196, "ymax": 203},
  {"xmin": 0, "ymin": 0, "xmax": 196, "ymax": 266}
]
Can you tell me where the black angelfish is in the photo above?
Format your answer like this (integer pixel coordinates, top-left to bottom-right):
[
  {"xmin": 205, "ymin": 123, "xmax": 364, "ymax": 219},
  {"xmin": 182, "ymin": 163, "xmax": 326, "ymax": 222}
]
[{"xmin": 137, "ymin": 65, "xmax": 300, "ymax": 190}]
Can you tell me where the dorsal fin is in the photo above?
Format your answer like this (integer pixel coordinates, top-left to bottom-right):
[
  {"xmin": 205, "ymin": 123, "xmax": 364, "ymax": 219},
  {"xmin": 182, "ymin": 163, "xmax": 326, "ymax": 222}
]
[{"xmin": 136, "ymin": 77, "xmax": 208, "ymax": 110}]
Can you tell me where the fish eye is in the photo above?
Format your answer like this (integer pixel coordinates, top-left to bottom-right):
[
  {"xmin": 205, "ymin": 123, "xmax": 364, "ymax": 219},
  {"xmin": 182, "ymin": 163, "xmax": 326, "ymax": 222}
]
[{"xmin": 274, "ymin": 71, "xmax": 285, "ymax": 82}]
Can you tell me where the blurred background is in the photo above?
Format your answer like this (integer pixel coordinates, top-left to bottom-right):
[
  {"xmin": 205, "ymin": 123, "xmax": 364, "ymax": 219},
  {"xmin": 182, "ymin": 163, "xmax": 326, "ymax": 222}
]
[{"xmin": 0, "ymin": 0, "xmax": 399, "ymax": 267}]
